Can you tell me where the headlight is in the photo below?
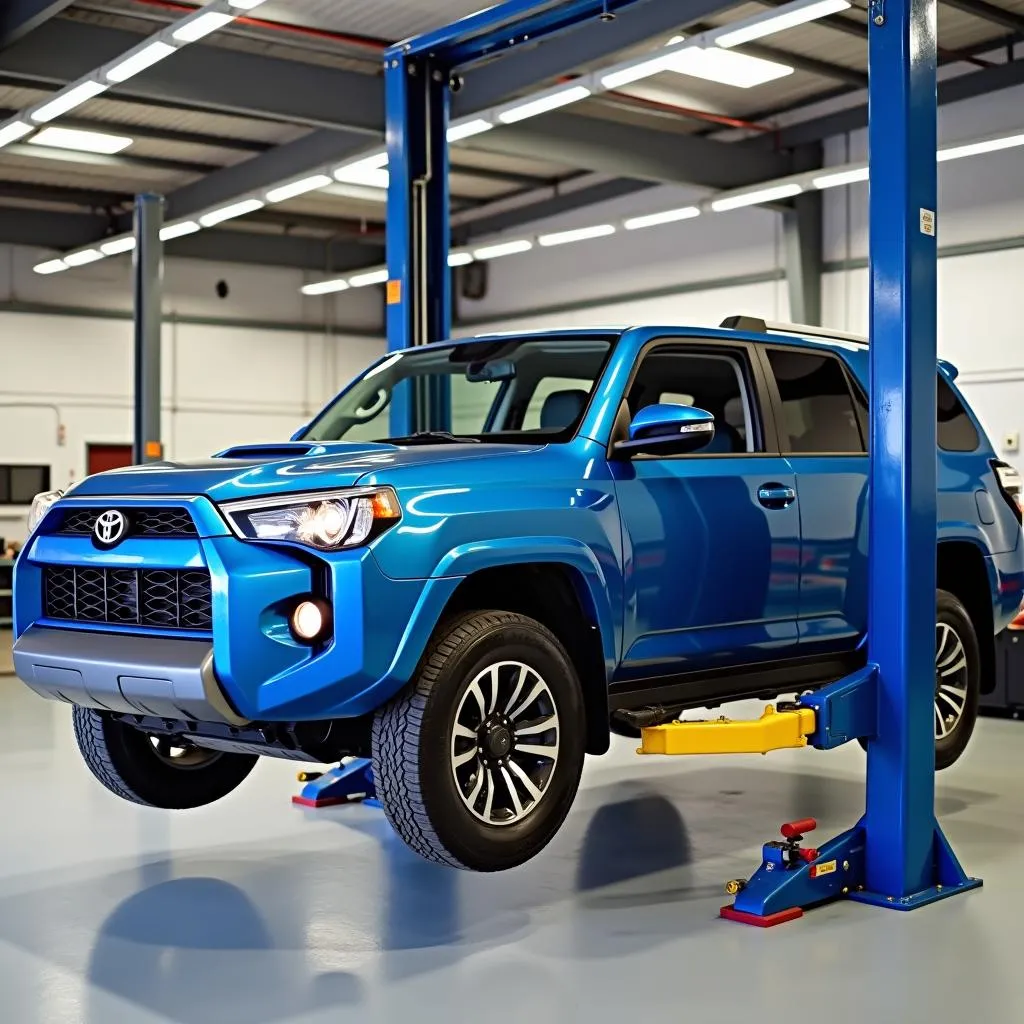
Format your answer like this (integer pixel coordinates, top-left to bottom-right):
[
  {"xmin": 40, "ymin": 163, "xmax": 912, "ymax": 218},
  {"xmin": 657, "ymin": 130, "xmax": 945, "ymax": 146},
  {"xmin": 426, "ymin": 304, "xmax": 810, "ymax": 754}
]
[
  {"xmin": 27, "ymin": 489, "xmax": 64, "ymax": 532},
  {"xmin": 221, "ymin": 487, "xmax": 401, "ymax": 551}
]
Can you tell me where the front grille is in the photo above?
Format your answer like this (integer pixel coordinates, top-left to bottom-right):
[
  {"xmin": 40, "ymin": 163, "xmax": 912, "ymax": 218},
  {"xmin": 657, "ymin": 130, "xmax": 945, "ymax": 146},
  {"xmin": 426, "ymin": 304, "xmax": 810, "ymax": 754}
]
[
  {"xmin": 43, "ymin": 566, "xmax": 212, "ymax": 631},
  {"xmin": 57, "ymin": 507, "xmax": 197, "ymax": 538}
]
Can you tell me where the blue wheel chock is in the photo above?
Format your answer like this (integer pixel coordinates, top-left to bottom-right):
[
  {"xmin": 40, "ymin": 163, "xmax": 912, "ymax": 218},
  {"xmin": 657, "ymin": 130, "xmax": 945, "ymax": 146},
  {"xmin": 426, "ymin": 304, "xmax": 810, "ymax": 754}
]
[{"xmin": 292, "ymin": 757, "xmax": 379, "ymax": 809}]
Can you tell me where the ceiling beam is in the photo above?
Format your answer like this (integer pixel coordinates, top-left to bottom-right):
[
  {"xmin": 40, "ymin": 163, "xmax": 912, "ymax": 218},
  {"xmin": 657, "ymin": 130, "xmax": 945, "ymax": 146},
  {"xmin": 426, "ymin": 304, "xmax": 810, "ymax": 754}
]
[
  {"xmin": 464, "ymin": 111, "xmax": 794, "ymax": 188},
  {"xmin": 939, "ymin": 0, "xmax": 1024, "ymax": 33},
  {"xmin": 0, "ymin": 18, "xmax": 384, "ymax": 132},
  {"xmin": 0, "ymin": 206, "xmax": 383, "ymax": 270},
  {"xmin": 0, "ymin": 0, "xmax": 75, "ymax": 49}
]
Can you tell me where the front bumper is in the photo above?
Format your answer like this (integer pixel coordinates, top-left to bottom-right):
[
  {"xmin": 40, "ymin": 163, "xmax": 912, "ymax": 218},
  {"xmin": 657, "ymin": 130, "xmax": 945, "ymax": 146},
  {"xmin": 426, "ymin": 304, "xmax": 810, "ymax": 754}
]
[{"xmin": 14, "ymin": 495, "xmax": 462, "ymax": 723}]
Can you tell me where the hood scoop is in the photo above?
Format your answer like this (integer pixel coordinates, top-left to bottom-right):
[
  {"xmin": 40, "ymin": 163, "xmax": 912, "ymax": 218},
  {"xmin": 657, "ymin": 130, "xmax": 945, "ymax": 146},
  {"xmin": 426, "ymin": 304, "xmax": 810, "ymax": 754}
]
[{"xmin": 213, "ymin": 442, "xmax": 328, "ymax": 460}]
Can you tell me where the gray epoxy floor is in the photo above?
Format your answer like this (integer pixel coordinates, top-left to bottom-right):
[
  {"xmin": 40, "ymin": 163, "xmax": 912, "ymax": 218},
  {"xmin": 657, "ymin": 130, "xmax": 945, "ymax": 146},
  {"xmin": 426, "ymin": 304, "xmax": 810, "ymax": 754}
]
[{"xmin": 2, "ymin": 663, "xmax": 1024, "ymax": 1024}]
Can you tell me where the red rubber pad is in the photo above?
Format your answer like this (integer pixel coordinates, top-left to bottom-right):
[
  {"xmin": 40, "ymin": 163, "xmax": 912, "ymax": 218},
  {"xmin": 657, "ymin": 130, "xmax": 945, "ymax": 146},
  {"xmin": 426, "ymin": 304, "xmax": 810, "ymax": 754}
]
[{"xmin": 719, "ymin": 905, "xmax": 804, "ymax": 927}]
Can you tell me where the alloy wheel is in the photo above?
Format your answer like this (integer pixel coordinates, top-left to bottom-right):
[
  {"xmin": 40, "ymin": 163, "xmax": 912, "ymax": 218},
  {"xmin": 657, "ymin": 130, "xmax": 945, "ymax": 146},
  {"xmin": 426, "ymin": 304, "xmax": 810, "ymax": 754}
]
[{"xmin": 935, "ymin": 621, "xmax": 969, "ymax": 740}]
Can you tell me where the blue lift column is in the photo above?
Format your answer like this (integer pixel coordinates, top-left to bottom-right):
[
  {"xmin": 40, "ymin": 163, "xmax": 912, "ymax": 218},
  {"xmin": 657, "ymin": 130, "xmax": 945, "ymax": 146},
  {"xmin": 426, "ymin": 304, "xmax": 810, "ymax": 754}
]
[{"xmin": 383, "ymin": 48, "xmax": 452, "ymax": 437}]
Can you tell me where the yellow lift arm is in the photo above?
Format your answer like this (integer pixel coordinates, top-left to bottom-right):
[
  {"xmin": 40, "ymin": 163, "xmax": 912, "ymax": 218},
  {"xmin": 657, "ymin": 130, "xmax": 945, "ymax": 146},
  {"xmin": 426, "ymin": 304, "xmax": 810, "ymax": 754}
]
[{"xmin": 638, "ymin": 704, "xmax": 817, "ymax": 756}]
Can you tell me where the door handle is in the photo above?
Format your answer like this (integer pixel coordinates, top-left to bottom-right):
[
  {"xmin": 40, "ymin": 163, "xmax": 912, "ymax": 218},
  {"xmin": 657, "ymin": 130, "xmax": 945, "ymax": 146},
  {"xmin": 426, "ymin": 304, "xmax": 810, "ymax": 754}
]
[{"xmin": 758, "ymin": 484, "xmax": 797, "ymax": 509}]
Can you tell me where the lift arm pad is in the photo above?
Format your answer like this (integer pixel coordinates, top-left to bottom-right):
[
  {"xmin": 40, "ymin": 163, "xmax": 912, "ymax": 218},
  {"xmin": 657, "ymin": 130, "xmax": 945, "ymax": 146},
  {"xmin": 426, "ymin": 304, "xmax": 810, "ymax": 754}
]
[{"xmin": 638, "ymin": 705, "xmax": 817, "ymax": 756}]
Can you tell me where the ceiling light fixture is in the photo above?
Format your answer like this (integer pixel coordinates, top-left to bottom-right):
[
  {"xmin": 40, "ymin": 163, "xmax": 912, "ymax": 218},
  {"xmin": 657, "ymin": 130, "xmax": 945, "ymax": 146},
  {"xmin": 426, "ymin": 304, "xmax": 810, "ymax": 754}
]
[
  {"xmin": 537, "ymin": 224, "xmax": 616, "ymax": 246},
  {"xmin": 30, "ymin": 126, "xmax": 133, "ymax": 155},
  {"xmin": 325, "ymin": 182, "xmax": 388, "ymax": 203},
  {"xmin": 715, "ymin": 0, "xmax": 852, "ymax": 48},
  {"xmin": 301, "ymin": 279, "xmax": 350, "ymax": 295},
  {"xmin": 623, "ymin": 206, "xmax": 701, "ymax": 230},
  {"xmin": 600, "ymin": 52, "xmax": 682, "ymax": 89},
  {"xmin": 173, "ymin": 11, "xmax": 235, "ymax": 42},
  {"xmin": 334, "ymin": 153, "xmax": 389, "ymax": 188},
  {"xmin": 160, "ymin": 221, "xmax": 201, "ymax": 240},
  {"xmin": 473, "ymin": 239, "xmax": 533, "ymax": 259},
  {"xmin": 937, "ymin": 132, "xmax": 1024, "ymax": 162},
  {"xmin": 99, "ymin": 237, "xmax": 137, "ymax": 255},
  {"xmin": 812, "ymin": 166, "xmax": 869, "ymax": 189},
  {"xmin": 447, "ymin": 252, "xmax": 474, "ymax": 267},
  {"xmin": 32, "ymin": 80, "xmax": 108, "ymax": 123},
  {"xmin": 349, "ymin": 269, "xmax": 389, "ymax": 287},
  {"xmin": 33, "ymin": 259, "xmax": 68, "ymax": 275},
  {"xmin": 266, "ymin": 174, "xmax": 333, "ymax": 203},
  {"xmin": 670, "ymin": 47, "xmax": 793, "ymax": 88},
  {"xmin": 198, "ymin": 198, "xmax": 264, "ymax": 227},
  {"xmin": 711, "ymin": 182, "xmax": 803, "ymax": 211},
  {"xmin": 0, "ymin": 120, "xmax": 33, "ymax": 148},
  {"xmin": 63, "ymin": 249, "xmax": 105, "ymax": 267},
  {"xmin": 496, "ymin": 85, "xmax": 592, "ymax": 124},
  {"xmin": 447, "ymin": 119, "xmax": 493, "ymax": 142},
  {"xmin": 105, "ymin": 40, "xmax": 177, "ymax": 82},
  {"xmin": 227, "ymin": 0, "xmax": 269, "ymax": 8}
]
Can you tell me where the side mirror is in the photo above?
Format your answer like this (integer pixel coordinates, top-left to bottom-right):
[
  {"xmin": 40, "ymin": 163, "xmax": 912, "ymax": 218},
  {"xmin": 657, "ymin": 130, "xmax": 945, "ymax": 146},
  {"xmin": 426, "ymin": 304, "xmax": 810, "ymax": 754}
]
[{"xmin": 615, "ymin": 404, "xmax": 716, "ymax": 458}]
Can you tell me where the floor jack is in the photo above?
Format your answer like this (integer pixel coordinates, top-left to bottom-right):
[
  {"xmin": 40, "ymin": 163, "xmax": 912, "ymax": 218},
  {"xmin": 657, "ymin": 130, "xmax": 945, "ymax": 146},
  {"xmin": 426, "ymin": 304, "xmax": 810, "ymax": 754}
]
[{"xmin": 292, "ymin": 757, "xmax": 379, "ymax": 809}]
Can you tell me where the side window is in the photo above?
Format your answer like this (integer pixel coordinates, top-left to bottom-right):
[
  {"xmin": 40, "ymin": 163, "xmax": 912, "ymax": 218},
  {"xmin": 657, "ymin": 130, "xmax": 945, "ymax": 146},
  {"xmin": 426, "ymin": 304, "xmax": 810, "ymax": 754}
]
[
  {"xmin": 627, "ymin": 348, "xmax": 761, "ymax": 454},
  {"xmin": 937, "ymin": 375, "xmax": 980, "ymax": 452},
  {"xmin": 766, "ymin": 348, "xmax": 865, "ymax": 454}
]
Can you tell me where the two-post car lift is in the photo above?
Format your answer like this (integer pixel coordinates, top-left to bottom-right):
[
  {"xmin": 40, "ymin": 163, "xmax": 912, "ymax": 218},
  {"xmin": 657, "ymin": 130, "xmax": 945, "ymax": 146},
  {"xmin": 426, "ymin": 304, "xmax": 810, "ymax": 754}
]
[{"xmin": 298, "ymin": 0, "xmax": 982, "ymax": 925}]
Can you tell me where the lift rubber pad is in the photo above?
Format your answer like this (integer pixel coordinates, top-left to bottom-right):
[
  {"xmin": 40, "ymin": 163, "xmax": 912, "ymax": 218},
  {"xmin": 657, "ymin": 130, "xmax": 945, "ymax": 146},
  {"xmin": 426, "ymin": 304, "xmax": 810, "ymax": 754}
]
[
  {"xmin": 292, "ymin": 795, "xmax": 359, "ymax": 808},
  {"xmin": 719, "ymin": 905, "xmax": 805, "ymax": 928}
]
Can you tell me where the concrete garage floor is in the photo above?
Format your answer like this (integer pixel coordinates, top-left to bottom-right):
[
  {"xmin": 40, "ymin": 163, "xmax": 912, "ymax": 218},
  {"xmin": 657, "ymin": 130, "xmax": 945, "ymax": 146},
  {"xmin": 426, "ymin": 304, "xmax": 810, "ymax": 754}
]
[{"xmin": 1, "ymin": 663, "xmax": 1023, "ymax": 1024}]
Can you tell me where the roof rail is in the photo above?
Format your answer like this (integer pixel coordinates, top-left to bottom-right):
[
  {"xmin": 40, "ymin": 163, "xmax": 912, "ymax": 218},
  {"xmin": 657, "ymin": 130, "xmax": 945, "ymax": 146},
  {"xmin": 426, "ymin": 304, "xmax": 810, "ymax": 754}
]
[{"xmin": 720, "ymin": 315, "xmax": 868, "ymax": 346}]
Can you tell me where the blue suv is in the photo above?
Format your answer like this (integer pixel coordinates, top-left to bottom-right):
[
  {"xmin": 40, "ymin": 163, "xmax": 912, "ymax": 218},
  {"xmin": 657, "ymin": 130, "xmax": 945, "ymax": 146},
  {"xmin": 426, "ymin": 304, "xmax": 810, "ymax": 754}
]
[{"xmin": 12, "ymin": 318, "xmax": 1024, "ymax": 871}]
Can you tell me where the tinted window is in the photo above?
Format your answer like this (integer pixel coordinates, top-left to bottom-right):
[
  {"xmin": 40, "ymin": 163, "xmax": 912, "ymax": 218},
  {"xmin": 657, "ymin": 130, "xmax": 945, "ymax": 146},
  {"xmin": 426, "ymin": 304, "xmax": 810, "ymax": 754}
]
[
  {"xmin": 937, "ymin": 376, "xmax": 979, "ymax": 452},
  {"xmin": 0, "ymin": 465, "xmax": 50, "ymax": 504},
  {"xmin": 766, "ymin": 349, "xmax": 864, "ymax": 454},
  {"xmin": 627, "ymin": 348, "xmax": 760, "ymax": 454}
]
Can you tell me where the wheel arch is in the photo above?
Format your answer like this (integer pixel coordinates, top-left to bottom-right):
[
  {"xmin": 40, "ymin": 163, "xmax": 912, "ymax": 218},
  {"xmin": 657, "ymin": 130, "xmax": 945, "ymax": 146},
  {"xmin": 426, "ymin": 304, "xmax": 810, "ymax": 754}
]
[{"xmin": 937, "ymin": 538, "xmax": 995, "ymax": 694}]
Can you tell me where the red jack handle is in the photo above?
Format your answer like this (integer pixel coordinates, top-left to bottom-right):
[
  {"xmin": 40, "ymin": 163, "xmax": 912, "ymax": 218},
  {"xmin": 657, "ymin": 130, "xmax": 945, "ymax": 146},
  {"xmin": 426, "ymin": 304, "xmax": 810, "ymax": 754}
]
[
  {"xmin": 797, "ymin": 847, "xmax": 819, "ymax": 863},
  {"xmin": 780, "ymin": 818, "xmax": 817, "ymax": 839}
]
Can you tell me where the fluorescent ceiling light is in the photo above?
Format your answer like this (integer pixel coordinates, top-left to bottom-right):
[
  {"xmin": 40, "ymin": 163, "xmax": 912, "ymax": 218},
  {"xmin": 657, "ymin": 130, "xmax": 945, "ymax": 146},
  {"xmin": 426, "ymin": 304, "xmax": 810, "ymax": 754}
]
[
  {"xmin": 538, "ymin": 224, "xmax": 616, "ymax": 247},
  {"xmin": 712, "ymin": 182, "xmax": 803, "ymax": 211},
  {"xmin": 100, "ymin": 237, "xmax": 136, "ymax": 255},
  {"xmin": 670, "ymin": 47, "xmax": 793, "ymax": 88},
  {"xmin": 33, "ymin": 259, "xmax": 67, "ymax": 275},
  {"xmin": 160, "ymin": 220, "xmax": 201, "ymax": 240},
  {"xmin": 473, "ymin": 239, "xmax": 533, "ymax": 260},
  {"xmin": 448, "ymin": 119, "xmax": 493, "ymax": 142},
  {"xmin": 937, "ymin": 133, "xmax": 1024, "ymax": 162},
  {"xmin": 173, "ymin": 11, "xmax": 234, "ymax": 42},
  {"xmin": 326, "ymin": 182, "xmax": 387, "ymax": 203},
  {"xmin": 266, "ymin": 174, "xmax": 333, "ymax": 203},
  {"xmin": 601, "ymin": 52, "xmax": 681, "ymax": 90},
  {"xmin": 334, "ymin": 153, "xmax": 389, "ymax": 188},
  {"xmin": 349, "ymin": 269, "xmax": 389, "ymax": 287},
  {"xmin": 301, "ymin": 279, "xmax": 350, "ymax": 295},
  {"xmin": 228, "ymin": 0, "xmax": 268, "ymax": 8},
  {"xmin": 715, "ymin": 0, "xmax": 852, "ymax": 48},
  {"xmin": 497, "ymin": 85, "xmax": 591, "ymax": 124},
  {"xmin": 812, "ymin": 166, "xmax": 869, "ymax": 189},
  {"xmin": 624, "ymin": 206, "xmax": 701, "ymax": 230},
  {"xmin": 0, "ymin": 120, "xmax": 33, "ymax": 148},
  {"xmin": 32, "ymin": 80, "xmax": 108, "ymax": 123},
  {"xmin": 199, "ymin": 198, "xmax": 264, "ymax": 227},
  {"xmin": 30, "ymin": 126, "xmax": 133, "ymax": 155},
  {"xmin": 448, "ymin": 251, "xmax": 474, "ymax": 267},
  {"xmin": 63, "ymin": 249, "xmax": 105, "ymax": 267},
  {"xmin": 105, "ymin": 40, "xmax": 177, "ymax": 82}
]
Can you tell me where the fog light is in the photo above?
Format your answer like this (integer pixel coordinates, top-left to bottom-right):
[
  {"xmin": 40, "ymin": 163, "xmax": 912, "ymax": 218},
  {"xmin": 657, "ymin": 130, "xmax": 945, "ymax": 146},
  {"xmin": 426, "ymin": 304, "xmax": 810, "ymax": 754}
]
[{"xmin": 290, "ymin": 598, "xmax": 331, "ymax": 643}]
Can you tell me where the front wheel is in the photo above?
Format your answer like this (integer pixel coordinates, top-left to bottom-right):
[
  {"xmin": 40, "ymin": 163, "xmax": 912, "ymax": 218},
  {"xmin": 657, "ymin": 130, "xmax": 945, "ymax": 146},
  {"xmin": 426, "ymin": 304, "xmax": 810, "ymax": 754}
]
[
  {"xmin": 73, "ymin": 707, "xmax": 258, "ymax": 808},
  {"xmin": 372, "ymin": 611, "xmax": 586, "ymax": 871}
]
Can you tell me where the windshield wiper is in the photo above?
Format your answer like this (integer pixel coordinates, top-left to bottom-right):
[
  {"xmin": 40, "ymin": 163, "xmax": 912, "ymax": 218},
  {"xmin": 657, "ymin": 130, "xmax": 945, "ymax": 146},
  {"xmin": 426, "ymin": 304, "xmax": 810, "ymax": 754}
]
[{"xmin": 383, "ymin": 430, "xmax": 481, "ymax": 445}]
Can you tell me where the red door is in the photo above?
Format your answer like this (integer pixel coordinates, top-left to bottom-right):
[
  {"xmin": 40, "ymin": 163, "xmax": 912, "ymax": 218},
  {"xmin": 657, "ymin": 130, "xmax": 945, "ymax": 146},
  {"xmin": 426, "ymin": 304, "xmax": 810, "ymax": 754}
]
[{"xmin": 87, "ymin": 444, "xmax": 134, "ymax": 476}]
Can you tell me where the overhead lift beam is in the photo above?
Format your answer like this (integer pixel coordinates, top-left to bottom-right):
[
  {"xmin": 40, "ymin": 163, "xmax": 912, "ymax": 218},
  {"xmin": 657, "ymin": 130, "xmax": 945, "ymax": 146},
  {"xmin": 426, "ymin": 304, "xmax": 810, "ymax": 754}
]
[{"xmin": 385, "ymin": 0, "xmax": 979, "ymax": 926}]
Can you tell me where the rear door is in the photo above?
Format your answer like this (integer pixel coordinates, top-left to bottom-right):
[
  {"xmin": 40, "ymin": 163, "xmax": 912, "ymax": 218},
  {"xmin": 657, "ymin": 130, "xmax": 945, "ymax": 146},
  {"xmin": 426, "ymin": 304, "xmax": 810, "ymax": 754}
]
[
  {"xmin": 759, "ymin": 345, "xmax": 870, "ymax": 652},
  {"xmin": 613, "ymin": 338, "xmax": 801, "ymax": 683}
]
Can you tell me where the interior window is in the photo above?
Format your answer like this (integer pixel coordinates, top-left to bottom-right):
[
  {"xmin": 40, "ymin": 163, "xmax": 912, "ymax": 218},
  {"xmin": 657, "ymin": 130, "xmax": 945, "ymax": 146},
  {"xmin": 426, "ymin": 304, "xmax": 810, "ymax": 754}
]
[
  {"xmin": 937, "ymin": 375, "xmax": 980, "ymax": 452},
  {"xmin": 766, "ymin": 348, "xmax": 865, "ymax": 454},
  {"xmin": 522, "ymin": 376, "xmax": 596, "ymax": 431},
  {"xmin": 627, "ymin": 349, "xmax": 760, "ymax": 454}
]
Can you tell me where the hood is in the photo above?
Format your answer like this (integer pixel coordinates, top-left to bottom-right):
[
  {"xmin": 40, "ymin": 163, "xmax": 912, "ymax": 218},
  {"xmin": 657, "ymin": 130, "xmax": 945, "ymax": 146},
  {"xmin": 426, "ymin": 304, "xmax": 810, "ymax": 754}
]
[{"xmin": 67, "ymin": 440, "xmax": 543, "ymax": 502}]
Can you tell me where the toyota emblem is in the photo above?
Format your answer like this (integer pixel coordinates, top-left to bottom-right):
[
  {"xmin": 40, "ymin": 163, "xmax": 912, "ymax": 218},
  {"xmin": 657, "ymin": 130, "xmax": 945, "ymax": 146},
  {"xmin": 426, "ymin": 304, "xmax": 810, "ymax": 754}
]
[{"xmin": 94, "ymin": 509, "xmax": 128, "ymax": 547}]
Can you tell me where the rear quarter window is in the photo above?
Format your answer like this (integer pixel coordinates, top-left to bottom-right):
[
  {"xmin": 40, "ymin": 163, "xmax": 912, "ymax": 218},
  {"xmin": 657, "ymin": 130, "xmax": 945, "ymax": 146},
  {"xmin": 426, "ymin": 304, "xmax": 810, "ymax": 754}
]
[{"xmin": 937, "ymin": 376, "xmax": 980, "ymax": 452}]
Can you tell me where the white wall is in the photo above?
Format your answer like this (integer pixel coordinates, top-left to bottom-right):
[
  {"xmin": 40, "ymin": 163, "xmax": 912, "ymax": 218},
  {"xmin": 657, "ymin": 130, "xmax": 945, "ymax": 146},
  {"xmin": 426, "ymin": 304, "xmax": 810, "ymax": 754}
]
[{"xmin": 0, "ymin": 245, "xmax": 385, "ymax": 542}]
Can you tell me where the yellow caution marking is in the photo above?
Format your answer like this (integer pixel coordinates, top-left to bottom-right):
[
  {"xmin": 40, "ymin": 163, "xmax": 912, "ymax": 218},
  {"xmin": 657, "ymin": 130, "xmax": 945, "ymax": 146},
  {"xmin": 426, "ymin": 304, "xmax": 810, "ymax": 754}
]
[{"xmin": 637, "ymin": 704, "xmax": 816, "ymax": 756}]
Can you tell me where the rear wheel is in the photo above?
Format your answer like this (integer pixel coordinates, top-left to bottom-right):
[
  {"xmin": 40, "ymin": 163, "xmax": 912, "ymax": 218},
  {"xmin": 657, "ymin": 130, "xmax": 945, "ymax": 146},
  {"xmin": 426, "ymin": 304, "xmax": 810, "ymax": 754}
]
[
  {"xmin": 372, "ymin": 610, "xmax": 586, "ymax": 871},
  {"xmin": 72, "ymin": 707, "xmax": 258, "ymax": 808}
]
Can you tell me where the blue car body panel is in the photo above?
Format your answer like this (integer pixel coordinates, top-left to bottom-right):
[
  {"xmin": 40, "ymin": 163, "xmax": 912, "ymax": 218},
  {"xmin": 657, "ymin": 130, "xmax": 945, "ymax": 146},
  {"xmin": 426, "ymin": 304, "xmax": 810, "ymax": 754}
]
[{"xmin": 12, "ymin": 324, "xmax": 1023, "ymax": 727}]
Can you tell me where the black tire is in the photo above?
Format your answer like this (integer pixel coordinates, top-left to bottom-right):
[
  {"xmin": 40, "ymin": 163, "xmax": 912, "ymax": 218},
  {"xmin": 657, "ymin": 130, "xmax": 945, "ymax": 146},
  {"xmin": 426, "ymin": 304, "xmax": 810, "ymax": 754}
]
[
  {"xmin": 72, "ymin": 707, "xmax": 258, "ymax": 808},
  {"xmin": 857, "ymin": 589, "xmax": 980, "ymax": 771},
  {"xmin": 372, "ymin": 610, "xmax": 586, "ymax": 871}
]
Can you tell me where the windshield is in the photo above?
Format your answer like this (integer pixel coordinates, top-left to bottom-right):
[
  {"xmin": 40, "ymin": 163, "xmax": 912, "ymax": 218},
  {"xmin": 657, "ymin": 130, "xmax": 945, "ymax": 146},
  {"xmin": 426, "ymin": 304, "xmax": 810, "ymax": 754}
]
[{"xmin": 301, "ymin": 334, "xmax": 615, "ymax": 444}]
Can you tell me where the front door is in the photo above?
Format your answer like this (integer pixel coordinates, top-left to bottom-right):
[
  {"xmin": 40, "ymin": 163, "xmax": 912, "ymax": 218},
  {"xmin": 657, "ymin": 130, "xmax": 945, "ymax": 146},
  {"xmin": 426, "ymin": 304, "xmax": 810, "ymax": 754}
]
[{"xmin": 613, "ymin": 342, "xmax": 801, "ymax": 683}]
